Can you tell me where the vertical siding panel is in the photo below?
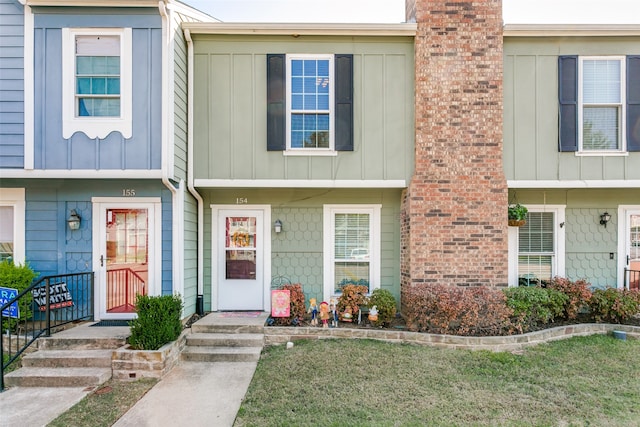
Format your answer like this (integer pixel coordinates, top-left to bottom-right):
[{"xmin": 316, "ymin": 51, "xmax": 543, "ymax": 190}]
[
  {"xmin": 126, "ymin": 29, "xmax": 152, "ymax": 169},
  {"xmin": 536, "ymin": 55, "xmax": 560, "ymax": 179},
  {"xmin": 231, "ymin": 54, "xmax": 254, "ymax": 179},
  {"xmin": 192, "ymin": 53, "xmax": 210, "ymax": 178},
  {"xmin": 503, "ymin": 55, "xmax": 515, "ymax": 180},
  {"xmin": 210, "ymin": 54, "xmax": 231, "ymax": 178},
  {"xmin": 513, "ymin": 55, "xmax": 537, "ymax": 180},
  {"xmin": 385, "ymin": 54, "xmax": 407, "ymax": 181},
  {"xmin": 363, "ymin": 54, "xmax": 384, "ymax": 180}
]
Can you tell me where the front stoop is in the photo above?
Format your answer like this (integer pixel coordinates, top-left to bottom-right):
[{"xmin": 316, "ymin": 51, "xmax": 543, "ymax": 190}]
[
  {"xmin": 5, "ymin": 342, "xmax": 121, "ymax": 388},
  {"xmin": 183, "ymin": 319, "xmax": 266, "ymax": 363}
]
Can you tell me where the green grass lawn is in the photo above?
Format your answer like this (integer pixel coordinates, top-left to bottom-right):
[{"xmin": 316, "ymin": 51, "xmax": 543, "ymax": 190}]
[{"xmin": 234, "ymin": 335, "xmax": 640, "ymax": 426}]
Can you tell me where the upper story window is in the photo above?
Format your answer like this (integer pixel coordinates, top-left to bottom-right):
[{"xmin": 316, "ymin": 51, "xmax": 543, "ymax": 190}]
[
  {"xmin": 287, "ymin": 55, "xmax": 333, "ymax": 150},
  {"xmin": 579, "ymin": 57, "xmax": 625, "ymax": 152},
  {"xmin": 62, "ymin": 28, "xmax": 132, "ymax": 139},
  {"xmin": 267, "ymin": 54, "xmax": 353, "ymax": 154},
  {"xmin": 75, "ymin": 34, "xmax": 121, "ymax": 117},
  {"xmin": 559, "ymin": 55, "xmax": 640, "ymax": 155}
]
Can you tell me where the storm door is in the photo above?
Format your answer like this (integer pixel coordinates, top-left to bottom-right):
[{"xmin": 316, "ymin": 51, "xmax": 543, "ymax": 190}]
[
  {"xmin": 93, "ymin": 198, "xmax": 160, "ymax": 320},
  {"xmin": 212, "ymin": 206, "xmax": 270, "ymax": 311}
]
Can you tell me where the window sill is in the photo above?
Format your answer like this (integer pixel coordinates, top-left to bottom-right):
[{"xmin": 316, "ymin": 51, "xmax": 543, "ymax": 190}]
[
  {"xmin": 574, "ymin": 151, "xmax": 629, "ymax": 157},
  {"xmin": 283, "ymin": 150, "xmax": 338, "ymax": 157}
]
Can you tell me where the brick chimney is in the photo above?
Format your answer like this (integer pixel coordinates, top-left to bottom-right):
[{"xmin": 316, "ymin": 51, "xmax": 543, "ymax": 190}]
[{"xmin": 401, "ymin": 0, "xmax": 508, "ymax": 291}]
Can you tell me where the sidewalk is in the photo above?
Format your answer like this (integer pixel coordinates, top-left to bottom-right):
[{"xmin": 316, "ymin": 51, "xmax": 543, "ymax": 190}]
[{"xmin": 113, "ymin": 360, "xmax": 258, "ymax": 427}]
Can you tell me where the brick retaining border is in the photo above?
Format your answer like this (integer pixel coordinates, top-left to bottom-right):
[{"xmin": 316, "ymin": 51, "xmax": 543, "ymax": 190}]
[{"xmin": 264, "ymin": 324, "xmax": 640, "ymax": 352}]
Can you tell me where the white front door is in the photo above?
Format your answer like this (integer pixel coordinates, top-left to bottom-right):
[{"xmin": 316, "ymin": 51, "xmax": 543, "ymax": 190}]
[
  {"xmin": 212, "ymin": 206, "xmax": 271, "ymax": 311},
  {"xmin": 93, "ymin": 198, "xmax": 161, "ymax": 320},
  {"xmin": 618, "ymin": 206, "xmax": 640, "ymax": 289}
]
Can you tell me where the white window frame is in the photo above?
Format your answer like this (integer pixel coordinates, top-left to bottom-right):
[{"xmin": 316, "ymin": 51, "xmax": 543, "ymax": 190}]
[
  {"xmin": 0, "ymin": 188, "xmax": 26, "ymax": 265},
  {"xmin": 285, "ymin": 54, "xmax": 336, "ymax": 156},
  {"xmin": 323, "ymin": 204, "xmax": 381, "ymax": 301},
  {"xmin": 62, "ymin": 28, "xmax": 132, "ymax": 139},
  {"xmin": 508, "ymin": 205, "xmax": 565, "ymax": 286},
  {"xmin": 577, "ymin": 56, "xmax": 626, "ymax": 156}
]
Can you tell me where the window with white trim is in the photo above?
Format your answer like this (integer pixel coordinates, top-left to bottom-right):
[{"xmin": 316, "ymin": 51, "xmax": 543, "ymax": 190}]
[
  {"xmin": 62, "ymin": 28, "xmax": 132, "ymax": 139},
  {"xmin": 579, "ymin": 57, "xmax": 625, "ymax": 152},
  {"xmin": 516, "ymin": 207, "xmax": 565, "ymax": 286},
  {"xmin": 287, "ymin": 55, "xmax": 333, "ymax": 150},
  {"xmin": 0, "ymin": 188, "xmax": 25, "ymax": 265},
  {"xmin": 324, "ymin": 205, "xmax": 380, "ymax": 298}
]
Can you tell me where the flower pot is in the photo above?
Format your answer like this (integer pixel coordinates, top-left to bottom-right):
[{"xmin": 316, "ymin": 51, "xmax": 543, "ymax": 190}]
[{"xmin": 508, "ymin": 219, "xmax": 526, "ymax": 227}]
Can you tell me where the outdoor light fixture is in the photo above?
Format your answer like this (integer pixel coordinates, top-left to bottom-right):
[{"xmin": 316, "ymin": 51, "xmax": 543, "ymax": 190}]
[
  {"xmin": 274, "ymin": 219, "xmax": 283, "ymax": 233},
  {"xmin": 599, "ymin": 212, "xmax": 611, "ymax": 228},
  {"xmin": 67, "ymin": 209, "xmax": 81, "ymax": 230}
]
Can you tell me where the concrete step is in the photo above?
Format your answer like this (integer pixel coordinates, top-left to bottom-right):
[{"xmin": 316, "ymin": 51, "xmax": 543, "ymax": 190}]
[
  {"xmin": 191, "ymin": 323, "xmax": 264, "ymax": 334},
  {"xmin": 21, "ymin": 349, "xmax": 113, "ymax": 368},
  {"xmin": 182, "ymin": 346, "xmax": 262, "ymax": 363},
  {"xmin": 37, "ymin": 336, "xmax": 127, "ymax": 351},
  {"xmin": 185, "ymin": 333, "xmax": 264, "ymax": 348},
  {"xmin": 4, "ymin": 367, "xmax": 112, "ymax": 388}
]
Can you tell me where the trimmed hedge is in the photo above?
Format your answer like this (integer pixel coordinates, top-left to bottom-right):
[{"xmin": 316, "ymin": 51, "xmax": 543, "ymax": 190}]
[{"xmin": 128, "ymin": 294, "xmax": 183, "ymax": 350}]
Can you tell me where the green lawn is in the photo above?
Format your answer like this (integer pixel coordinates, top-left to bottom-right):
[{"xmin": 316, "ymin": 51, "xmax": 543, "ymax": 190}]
[{"xmin": 235, "ymin": 335, "xmax": 640, "ymax": 426}]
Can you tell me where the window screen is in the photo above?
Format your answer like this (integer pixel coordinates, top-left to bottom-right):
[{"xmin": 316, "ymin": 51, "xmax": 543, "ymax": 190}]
[{"xmin": 75, "ymin": 35, "xmax": 121, "ymax": 117}]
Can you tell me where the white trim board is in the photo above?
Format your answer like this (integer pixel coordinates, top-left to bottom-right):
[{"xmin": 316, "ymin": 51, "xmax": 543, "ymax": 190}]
[
  {"xmin": 508, "ymin": 180, "xmax": 640, "ymax": 189},
  {"xmin": 195, "ymin": 179, "xmax": 407, "ymax": 188}
]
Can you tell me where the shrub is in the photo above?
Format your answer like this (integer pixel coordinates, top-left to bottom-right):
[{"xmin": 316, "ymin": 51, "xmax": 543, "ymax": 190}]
[
  {"xmin": 547, "ymin": 277, "xmax": 592, "ymax": 320},
  {"xmin": 589, "ymin": 288, "xmax": 640, "ymax": 323},
  {"xmin": 269, "ymin": 283, "xmax": 307, "ymax": 326},
  {"xmin": 367, "ymin": 288, "xmax": 397, "ymax": 327},
  {"xmin": 504, "ymin": 286, "xmax": 567, "ymax": 332},
  {"xmin": 0, "ymin": 260, "xmax": 38, "ymax": 333},
  {"xmin": 336, "ymin": 284, "xmax": 369, "ymax": 322},
  {"xmin": 128, "ymin": 294, "xmax": 183, "ymax": 350},
  {"xmin": 403, "ymin": 285, "xmax": 513, "ymax": 336}
]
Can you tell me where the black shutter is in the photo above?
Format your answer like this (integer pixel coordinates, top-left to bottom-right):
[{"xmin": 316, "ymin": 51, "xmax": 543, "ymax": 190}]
[
  {"xmin": 558, "ymin": 56, "xmax": 578, "ymax": 152},
  {"xmin": 627, "ymin": 55, "xmax": 640, "ymax": 152},
  {"xmin": 335, "ymin": 54, "xmax": 354, "ymax": 151},
  {"xmin": 267, "ymin": 54, "xmax": 286, "ymax": 151}
]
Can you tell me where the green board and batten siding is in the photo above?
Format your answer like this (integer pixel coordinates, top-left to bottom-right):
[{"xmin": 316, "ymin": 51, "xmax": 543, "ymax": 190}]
[
  {"xmin": 504, "ymin": 36, "xmax": 640, "ymax": 181},
  {"xmin": 191, "ymin": 35, "xmax": 415, "ymax": 183}
]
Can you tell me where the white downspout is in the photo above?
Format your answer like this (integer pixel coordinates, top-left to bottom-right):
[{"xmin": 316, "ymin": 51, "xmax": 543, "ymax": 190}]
[
  {"xmin": 19, "ymin": 0, "xmax": 34, "ymax": 169},
  {"xmin": 184, "ymin": 29, "xmax": 205, "ymax": 313},
  {"xmin": 158, "ymin": 1, "xmax": 184, "ymax": 305}
]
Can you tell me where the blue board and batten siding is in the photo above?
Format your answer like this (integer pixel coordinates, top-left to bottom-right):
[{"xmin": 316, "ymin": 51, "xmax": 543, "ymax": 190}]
[
  {"xmin": 32, "ymin": 10, "xmax": 162, "ymax": 170},
  {"xmin": 0, "ymin": 0, "xmax": 24, "ymax": 168}
]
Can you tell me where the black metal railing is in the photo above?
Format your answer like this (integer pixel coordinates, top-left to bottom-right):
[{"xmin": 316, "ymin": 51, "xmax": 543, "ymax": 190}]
[
  {"xmin": 107, "ymin": 268, "xmax": 145, "ymax": 313},
  {"xmin": 624, "ymin": 268, "xmax": 640, "ymax": 290},
  {"xmin": 1, "ymin": 272, "xmax": 94, "ymax": 392}
]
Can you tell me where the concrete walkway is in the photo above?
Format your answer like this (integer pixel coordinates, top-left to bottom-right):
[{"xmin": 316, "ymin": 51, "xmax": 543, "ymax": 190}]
[{"xmin": 113, "ymin": 360, "xmax": 258, "ymax": 427}]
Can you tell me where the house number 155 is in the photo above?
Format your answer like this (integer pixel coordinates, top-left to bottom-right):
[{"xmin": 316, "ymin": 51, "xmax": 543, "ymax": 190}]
[{"xmin": 122, "ymin": 189, "xmax": 136, "ymax": 196}]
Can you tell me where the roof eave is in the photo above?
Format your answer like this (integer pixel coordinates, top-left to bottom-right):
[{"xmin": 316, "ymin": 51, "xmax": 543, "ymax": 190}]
[
  {"xmin": 504, "ymin": 24, "xmax": 640, "ymax": 37},
  {"xmin": 182, "ymin": 22, "xmax": 417, "ymax": 37}
]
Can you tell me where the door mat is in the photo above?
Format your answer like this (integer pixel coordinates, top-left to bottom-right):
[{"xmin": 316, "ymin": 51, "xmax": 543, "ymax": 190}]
[
  {"xmin": 90, "ymin": 320, "xmax": 130, "ymax": 327},
  {"xmin": 219, "ymin": 311, "xmax": 262, "ymax": 318}
]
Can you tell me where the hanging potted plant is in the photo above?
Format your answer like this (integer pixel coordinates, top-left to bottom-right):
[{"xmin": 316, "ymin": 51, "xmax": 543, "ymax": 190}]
[{"xmin": 508, "ymin": 203, "xmax": 528, "ymax": 227}]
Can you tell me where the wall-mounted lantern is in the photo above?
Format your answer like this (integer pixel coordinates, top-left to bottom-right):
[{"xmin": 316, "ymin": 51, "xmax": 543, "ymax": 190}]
[
  {"xmin": 599, "ymin": 212, "xmax": 611, "ymax": 228},
  {"xmin": 67, "ymin": 209, "xmax": 81, "ymax": 230},
  {"xmin": 274, "ymin": 219, "xmax": 283, "ymax": 233}
]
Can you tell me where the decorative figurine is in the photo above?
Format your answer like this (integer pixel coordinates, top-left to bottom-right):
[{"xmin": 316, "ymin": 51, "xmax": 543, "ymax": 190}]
[
  {"xmin": 341, "ymin": 306, "xmax": 353, "ymax": 322},
  {"xmin": 330, "ymin": 297, "xmax": 339, "ymax": 328},
  {"xmin": 319, "ymin": 301, "xmax": 330, "ymax": 328},
  {"xmin": 308, "ymin": 298, "xmax": 318, "ymax": 326},
  {"xmin": 368, "ymin": 305, "xmax": 379, "ymax": 323}
]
